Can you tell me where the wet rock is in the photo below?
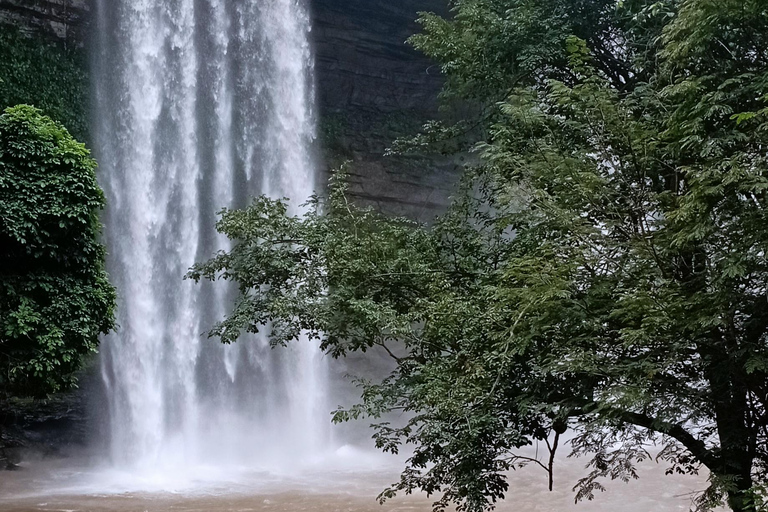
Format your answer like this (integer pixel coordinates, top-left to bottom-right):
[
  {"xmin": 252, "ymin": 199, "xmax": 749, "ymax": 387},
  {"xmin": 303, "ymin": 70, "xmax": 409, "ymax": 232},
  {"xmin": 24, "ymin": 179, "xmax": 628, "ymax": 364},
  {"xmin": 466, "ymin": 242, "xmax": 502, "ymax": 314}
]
[
  {"xmin": 0, "ymin": 386, "xmax": 90, "ymax": 468},
  {"xmin": 4, "ymin": 461, "xmax": 21, "ymax": 471},
  {"xmin": 0, "ymin": 0, "xmax": 89, "ymax": 47}
]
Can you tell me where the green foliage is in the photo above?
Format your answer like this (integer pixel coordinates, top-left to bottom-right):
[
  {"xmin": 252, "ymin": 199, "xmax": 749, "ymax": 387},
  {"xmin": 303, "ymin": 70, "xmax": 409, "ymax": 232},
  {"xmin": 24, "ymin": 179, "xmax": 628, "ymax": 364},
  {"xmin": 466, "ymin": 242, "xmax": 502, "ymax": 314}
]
[
  {"xmin": 192, "ymin": 1, "xmax": 768, "ymax": 511},
  {"xmin": 0, "ymin": 105, "xmax": 115, "ymax": 398},
  {"xmin": 0, "ymin": 27, "xmax": 89, "ymax": 141}
]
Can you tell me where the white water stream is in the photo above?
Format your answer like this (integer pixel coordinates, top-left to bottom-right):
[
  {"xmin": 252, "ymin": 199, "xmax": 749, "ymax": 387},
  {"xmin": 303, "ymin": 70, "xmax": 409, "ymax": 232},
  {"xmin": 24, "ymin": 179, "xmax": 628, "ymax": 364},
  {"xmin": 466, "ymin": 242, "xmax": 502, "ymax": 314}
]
[{"xmin": 92, "ymin": 0, "xmax": 328, "ymax": 477}]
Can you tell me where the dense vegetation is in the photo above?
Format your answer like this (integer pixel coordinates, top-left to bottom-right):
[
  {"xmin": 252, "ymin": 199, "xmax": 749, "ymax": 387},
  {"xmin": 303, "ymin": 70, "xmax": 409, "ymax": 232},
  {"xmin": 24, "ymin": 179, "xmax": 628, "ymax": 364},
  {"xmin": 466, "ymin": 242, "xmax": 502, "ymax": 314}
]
[
  {"xmin": 192, "ymin": 0, "xmax": 768, "ymax": 510},
  {"xmin": 0, "ymin": 105, "xmax": 115, "ymax": 399},
  {"xmin": 0, "ymin": 27, "xmax": 89, "ymax": 141}
]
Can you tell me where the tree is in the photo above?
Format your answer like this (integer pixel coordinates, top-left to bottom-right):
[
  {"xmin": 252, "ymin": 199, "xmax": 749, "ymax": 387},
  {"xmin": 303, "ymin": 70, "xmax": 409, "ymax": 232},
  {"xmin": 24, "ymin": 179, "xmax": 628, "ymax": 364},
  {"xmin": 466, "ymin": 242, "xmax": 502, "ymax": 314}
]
[
  {"xmin": 0, "ymin": 105, "xmax": 116, "ymax": 399},
  {"xmin": 190, "ymin": 1, "xmax": 768, "ymax": 510}
]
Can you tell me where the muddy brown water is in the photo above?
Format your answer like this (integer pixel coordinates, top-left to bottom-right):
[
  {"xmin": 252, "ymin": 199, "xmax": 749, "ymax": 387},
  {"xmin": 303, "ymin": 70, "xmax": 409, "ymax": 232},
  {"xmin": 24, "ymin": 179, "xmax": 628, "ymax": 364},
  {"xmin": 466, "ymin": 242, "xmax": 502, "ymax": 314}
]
[{"xmin": 0, "ymin": 450, "xmax": 714, "ymax": 512}]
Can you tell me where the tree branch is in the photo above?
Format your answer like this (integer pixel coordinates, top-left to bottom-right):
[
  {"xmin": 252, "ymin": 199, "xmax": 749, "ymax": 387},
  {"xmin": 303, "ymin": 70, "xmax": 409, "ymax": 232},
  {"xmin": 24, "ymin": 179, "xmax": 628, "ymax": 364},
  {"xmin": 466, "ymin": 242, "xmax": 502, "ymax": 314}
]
[{"xmin": 568, "ymin": 401, "xmax": 718, "ymax": 471}]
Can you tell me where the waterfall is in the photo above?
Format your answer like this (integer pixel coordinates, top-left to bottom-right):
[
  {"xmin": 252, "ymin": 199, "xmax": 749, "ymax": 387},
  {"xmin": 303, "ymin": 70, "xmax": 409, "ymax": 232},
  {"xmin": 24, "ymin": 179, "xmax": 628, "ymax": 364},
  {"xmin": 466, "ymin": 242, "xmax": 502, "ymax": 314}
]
[{"xmin": 92, "ymin": 0, "xmax": 328, "ymax": 473}]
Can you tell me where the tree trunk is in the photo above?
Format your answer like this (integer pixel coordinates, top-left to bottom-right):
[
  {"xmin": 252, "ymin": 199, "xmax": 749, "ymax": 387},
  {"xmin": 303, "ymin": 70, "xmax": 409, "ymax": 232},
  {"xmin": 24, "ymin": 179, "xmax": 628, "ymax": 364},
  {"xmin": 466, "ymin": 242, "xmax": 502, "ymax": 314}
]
[
  {"xmin": 725, "ymin": 473, "xmax": 758, "ymax": 512},
  {"xmin": 705, "ymin": 348, "xmax": 756, "ymax": 512}
]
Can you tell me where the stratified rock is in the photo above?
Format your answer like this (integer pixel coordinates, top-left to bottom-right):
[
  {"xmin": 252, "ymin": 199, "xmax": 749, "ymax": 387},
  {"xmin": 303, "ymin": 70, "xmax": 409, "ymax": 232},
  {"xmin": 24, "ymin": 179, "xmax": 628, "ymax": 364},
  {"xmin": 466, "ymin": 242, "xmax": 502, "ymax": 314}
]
[
  {"xmin": 313, "ymin": 0, "xmax": 445, "ymax": 116},
  {"xmin": 0, "ymin": 0, "xmax": 88, "ymax": 47},
  {"xmin": 312, "ymin": 0, "xmax": 462, "ymax": 221}
]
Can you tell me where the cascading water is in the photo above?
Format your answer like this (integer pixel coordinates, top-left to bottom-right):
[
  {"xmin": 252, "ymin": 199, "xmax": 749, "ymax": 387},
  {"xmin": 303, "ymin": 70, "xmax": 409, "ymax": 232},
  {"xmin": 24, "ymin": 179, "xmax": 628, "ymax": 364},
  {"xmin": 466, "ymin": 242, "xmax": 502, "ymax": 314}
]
[{"xmin": 92, "ymin": 0, "xmax": 329, "ymax": 475}]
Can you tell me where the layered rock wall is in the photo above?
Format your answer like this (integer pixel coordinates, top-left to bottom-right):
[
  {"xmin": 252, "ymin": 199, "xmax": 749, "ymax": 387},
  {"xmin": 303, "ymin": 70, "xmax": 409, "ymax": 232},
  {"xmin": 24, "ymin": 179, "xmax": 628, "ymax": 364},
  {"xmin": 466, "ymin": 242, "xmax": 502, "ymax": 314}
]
[
  {"xmin": 313, "ymin": 0, "xmax": 444, "ymax": 116},
  {"xmin": 0, "ymin": 0, "xmax": 88, "ymax": 46},
  {"xmin": 312, "ymin": 0, "xmax": 460, "ymax": 220},
  {"xmin": 1, "ymin": 0, "xmax": 457, "ymax": 219}
]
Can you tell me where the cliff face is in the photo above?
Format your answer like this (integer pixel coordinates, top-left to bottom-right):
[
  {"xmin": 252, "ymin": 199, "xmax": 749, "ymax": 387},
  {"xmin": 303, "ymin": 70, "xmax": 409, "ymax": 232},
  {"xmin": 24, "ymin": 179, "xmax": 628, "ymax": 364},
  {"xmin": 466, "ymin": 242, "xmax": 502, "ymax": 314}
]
[
  {"xmin": 1, "ymin": 0, "xmax": 445, "ymax": 115},
  {"xmin": 0, "ymin": 0, "xmax": 88, "ymax": 46},
  {"xmin": 313, "ymin": 0, "xmax": 444, "ymax": 116},
  {"xmin": 312, "ymin": 0, "xmax": 460, "ymax": 220},
  {"xmin": 1, "ymin": 0, "xmax": 457, "ymax": 220}
]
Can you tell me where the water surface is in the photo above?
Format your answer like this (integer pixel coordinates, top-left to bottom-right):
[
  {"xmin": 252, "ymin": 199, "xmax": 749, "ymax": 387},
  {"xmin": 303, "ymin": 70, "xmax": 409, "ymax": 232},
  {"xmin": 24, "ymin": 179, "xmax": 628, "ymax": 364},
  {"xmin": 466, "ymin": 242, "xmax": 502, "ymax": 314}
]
[{"xmin": 0, "ymin": 448, "xmax": 713, "ymax": 512}]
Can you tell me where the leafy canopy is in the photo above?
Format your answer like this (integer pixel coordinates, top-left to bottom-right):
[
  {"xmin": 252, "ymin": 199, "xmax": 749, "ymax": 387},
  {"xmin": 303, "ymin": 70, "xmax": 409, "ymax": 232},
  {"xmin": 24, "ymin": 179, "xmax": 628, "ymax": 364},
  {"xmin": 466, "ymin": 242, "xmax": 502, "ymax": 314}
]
[
  {"xmin": 0, "ymin": 105, "xmax": 115, "ymax": 398},
  {"xmin": 191, "ymin": 1, "xmax": 768, "ymax": 511}
]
